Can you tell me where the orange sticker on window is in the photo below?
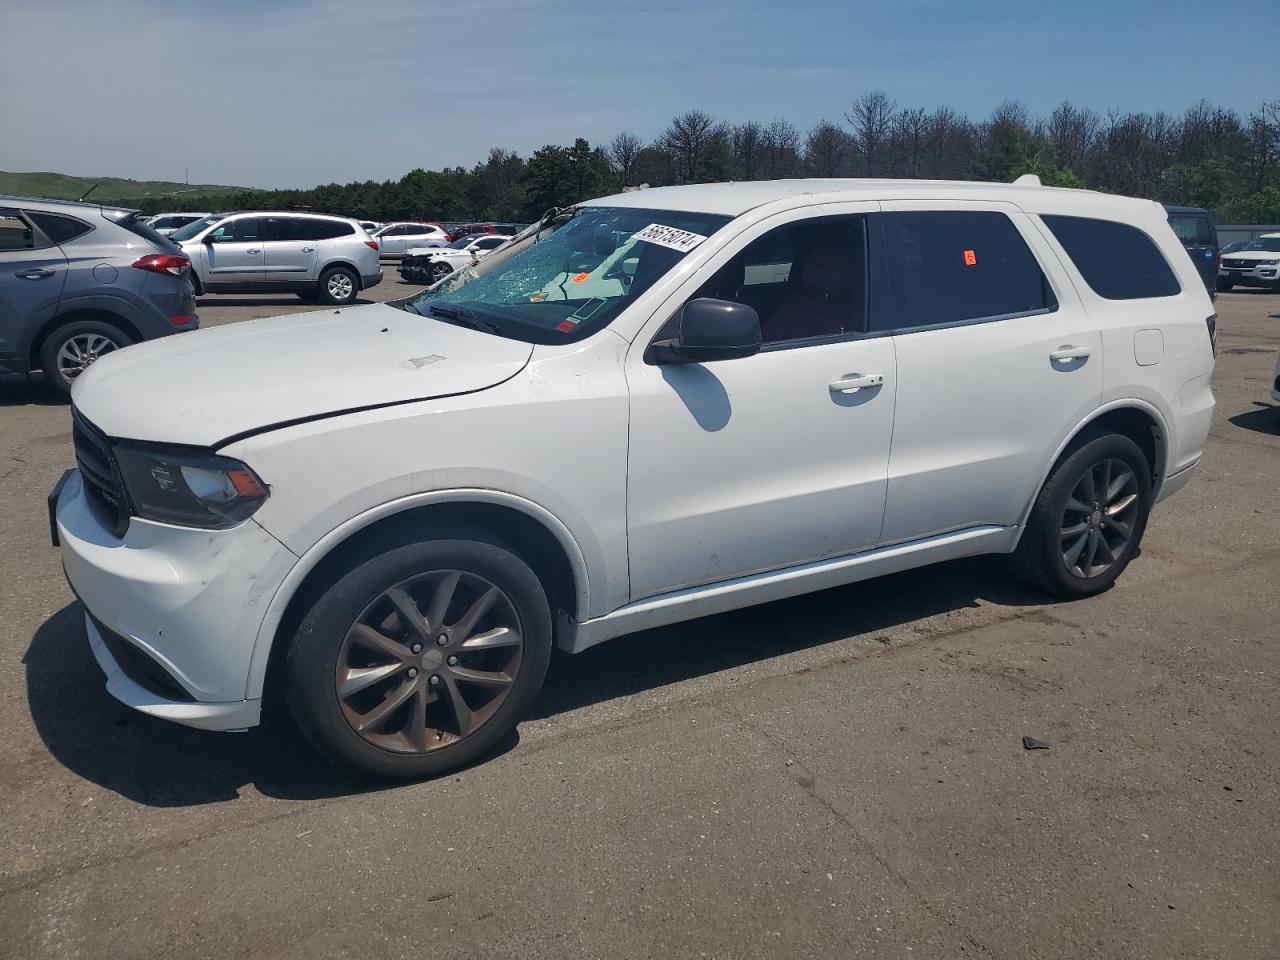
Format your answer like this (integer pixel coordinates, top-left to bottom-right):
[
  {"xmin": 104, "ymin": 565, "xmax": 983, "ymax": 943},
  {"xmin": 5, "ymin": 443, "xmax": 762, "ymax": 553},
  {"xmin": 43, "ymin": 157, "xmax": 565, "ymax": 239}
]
[
  {"xmin": 963, "ymin": 249, "xmax": 977, "ymax": 266},
  {"xmin": 571, "ymin": 272, "xmax": 590, "ymax": 284}
]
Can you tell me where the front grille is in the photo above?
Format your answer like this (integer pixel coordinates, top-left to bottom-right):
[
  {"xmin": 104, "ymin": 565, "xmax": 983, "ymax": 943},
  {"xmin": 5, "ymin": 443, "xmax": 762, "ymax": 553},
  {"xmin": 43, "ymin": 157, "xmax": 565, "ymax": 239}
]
[
  {"xmin": 71, "ymin": 408, "xmax": 130, "ymax": 537},
  {"xmin": 1223, "ymin": 259, "xmax": 1250, "ymax": 269}
]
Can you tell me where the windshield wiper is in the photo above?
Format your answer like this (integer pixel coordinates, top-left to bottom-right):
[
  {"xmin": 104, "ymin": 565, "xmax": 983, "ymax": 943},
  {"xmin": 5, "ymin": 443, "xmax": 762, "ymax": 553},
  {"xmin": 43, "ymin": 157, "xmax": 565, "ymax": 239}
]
[{"xmin": 427, "ymin": 305, "xmax": 501, "ymax": 335}]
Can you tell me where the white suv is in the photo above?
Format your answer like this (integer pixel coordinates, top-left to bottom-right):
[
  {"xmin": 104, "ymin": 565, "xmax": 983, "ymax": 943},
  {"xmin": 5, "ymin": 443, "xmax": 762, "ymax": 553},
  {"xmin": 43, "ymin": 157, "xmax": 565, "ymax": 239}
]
[
  {"xmin": 175, "ymin": 212, "xmax": 382, "ymax": 305},
  {"xmin": 52, "ymin": 179, "xmax": 1216, "ymax": 779}
]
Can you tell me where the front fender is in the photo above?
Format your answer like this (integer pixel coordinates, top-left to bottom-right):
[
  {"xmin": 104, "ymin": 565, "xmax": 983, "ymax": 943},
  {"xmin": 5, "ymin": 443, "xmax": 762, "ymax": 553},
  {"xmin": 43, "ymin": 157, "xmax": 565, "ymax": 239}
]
[{"xmin": 243, "ymin": 487, "xmax": 593, "ymax": 701}]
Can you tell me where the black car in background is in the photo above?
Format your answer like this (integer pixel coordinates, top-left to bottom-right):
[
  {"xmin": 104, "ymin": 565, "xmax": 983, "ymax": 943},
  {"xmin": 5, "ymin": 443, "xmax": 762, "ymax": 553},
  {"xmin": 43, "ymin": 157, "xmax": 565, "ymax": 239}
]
[
  {"xmin": 0, "ymin": 196, "xmax": 198, "ymax": 393},
  {"xmin": 1164, "ymin": 205, "xmax": 1219, "ymax": 295}
]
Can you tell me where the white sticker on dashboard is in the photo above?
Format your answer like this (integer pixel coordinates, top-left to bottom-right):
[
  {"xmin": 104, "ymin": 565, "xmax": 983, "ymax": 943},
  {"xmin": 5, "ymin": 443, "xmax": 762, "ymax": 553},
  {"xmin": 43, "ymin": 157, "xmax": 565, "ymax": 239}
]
[{"xmin": 631, "ymin": 223, "xmax": 708, "ymax": 253}]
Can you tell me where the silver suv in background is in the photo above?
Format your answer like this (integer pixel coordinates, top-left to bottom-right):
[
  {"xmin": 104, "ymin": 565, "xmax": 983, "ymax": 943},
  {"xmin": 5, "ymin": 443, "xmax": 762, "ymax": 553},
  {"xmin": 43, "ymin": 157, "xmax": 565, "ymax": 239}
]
[
  {"xmin": 176, "ymin": 212, "xmax": 382, "ymax": 305},
  {"xmin": 0, "ymin": 196, "xmax": 199, "ymax": 393}
]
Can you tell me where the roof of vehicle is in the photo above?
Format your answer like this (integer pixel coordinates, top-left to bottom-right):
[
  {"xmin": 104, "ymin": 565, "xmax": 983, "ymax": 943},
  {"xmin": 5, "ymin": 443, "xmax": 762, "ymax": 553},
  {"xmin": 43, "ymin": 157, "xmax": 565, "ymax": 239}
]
[
  {"xmin": 0, "ymin": 194, "xmax": 135, "ymax": 214},
  {"xmin": 217, "ymin": 210, "xmax": 359, "ymax": 222},
  {"xmin": 582, "ymin": 178, "xmax": 1115, "ymax": 217}
]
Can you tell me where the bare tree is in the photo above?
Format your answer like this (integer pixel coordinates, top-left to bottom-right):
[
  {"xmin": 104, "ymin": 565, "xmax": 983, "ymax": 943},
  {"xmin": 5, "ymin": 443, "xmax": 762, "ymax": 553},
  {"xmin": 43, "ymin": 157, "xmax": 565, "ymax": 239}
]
[
  {"xmin": 760, "ymin": 119, "xmax": 801, "ymax": 179},
  {"xmin": 803, "ymin": 121, "xmax": 854, "ymax": 177},
  {"xmin": 606, "ymin": 132, "xmax": 643, "ymax": 187},
  {"xmin": 661, "ymin": 110, "xmax": 718, "ymax": 184},
  {"xmin": 731, "ymin": 121, "xmax": 763, "ymax": 180},
  {"xmin": 845, "ymin": 91, "xmax": 897, "ymax": 176},
  {"xmin": 1047, "ymin": 101, "xmax": 1100, "ymax": 175},
  {"xmin": 888, "ymin": 107, "xmax": 930, "ymax": 178}
]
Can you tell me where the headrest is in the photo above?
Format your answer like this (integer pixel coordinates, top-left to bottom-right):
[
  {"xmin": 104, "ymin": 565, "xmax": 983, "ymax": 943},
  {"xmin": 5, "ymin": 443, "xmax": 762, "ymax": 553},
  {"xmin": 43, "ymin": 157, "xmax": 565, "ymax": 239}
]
[{"xmin": 800, "ymin": 241, "xmax": 853, "ymax": 298}]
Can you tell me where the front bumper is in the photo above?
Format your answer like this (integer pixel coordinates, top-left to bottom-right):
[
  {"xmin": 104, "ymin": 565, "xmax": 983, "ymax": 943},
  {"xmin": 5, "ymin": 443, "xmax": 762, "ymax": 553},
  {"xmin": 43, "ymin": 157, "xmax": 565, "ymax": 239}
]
[
  {"xmin": 1220, "ymin": 264, "xmax": 1280, "ymax": 286},
  {"xmin": 54, "ymin": 469, "xmax": 298, "ymax": 731}
]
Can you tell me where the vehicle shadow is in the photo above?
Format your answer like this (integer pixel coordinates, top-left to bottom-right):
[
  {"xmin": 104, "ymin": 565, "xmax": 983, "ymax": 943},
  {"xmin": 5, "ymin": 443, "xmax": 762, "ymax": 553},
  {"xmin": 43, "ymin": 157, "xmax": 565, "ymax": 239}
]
[
  {"xmin": 1229, "ymin": 402, "xmax": 1280, "ymax": 436},
  {"xmin": 0, "ymin": 373, "xmax": 65, "ymax": 407},
  {"xmin": 25, "ymin": 555, "xmax": 1052, "ymax": 807}
]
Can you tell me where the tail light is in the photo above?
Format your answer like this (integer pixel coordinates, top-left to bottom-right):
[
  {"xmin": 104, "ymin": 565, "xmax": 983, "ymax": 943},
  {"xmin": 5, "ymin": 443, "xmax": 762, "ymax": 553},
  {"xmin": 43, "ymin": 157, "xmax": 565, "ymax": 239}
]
[
  {"xmin": 132, "ymin": 253, "xmax": 190, "ymax": 277},
  {"xmin": 1206, "ymin": 313, "xmax": 1217, "ymax": 355},
  {"xmin": 364, "ymin": 240, "xmax": 378, "ymax": 251}
]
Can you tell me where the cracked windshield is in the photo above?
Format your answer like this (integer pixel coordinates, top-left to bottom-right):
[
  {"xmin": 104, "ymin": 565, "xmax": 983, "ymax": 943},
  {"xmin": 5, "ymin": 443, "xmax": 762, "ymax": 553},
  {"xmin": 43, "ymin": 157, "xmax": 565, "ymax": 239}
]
[{"xmin": 407, "ymin": 207, "xmax": 730, "ymax": 343}]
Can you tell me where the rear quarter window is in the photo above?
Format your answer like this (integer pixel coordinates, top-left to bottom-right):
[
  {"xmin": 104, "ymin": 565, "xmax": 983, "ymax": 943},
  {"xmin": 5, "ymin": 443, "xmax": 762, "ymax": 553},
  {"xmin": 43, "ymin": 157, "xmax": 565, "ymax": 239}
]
[
  {"xmin": 27, "ymin": 212, "xmax": 94, "ymax": 245},
  {"xmin": 1041, "ymin": 215, "xmax": 1181, "ymax": 300}
]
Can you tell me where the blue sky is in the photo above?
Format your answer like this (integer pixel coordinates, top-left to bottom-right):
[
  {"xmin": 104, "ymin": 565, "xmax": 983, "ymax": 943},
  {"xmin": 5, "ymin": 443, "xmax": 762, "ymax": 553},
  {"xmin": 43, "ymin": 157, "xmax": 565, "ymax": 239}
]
[{"xmin": 0, "ymin": 0, "xmax": 1270, "ymax": 189}]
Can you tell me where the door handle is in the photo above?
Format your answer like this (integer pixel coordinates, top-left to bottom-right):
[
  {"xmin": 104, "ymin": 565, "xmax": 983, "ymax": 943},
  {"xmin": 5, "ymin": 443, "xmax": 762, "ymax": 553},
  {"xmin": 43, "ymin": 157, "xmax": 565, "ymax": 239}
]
[
  {"xmin": 17, "ymin": 269, "xmax": 55, "ymax": 280},
  {"xmin": 301, "ymin": 246, "xmax": 315, "ymax": 253},
  {"xmin": 246, "ymin": 248, "xmax": 261, "ymax": 254},
  {"xmin": 829, "ymin": 373, "xmax": 884, "ymax": 393},
  {"xmin": 1049, "ymin": 344, "xmax": 1092, "ymax": 362}
]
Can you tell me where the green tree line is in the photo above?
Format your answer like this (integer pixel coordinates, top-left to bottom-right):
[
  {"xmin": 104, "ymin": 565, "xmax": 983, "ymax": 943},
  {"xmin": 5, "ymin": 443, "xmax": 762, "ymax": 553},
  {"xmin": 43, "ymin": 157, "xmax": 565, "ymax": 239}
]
[{"xmin": 138, "ymin": 95, "xmax": 1280, "ymax": 224}]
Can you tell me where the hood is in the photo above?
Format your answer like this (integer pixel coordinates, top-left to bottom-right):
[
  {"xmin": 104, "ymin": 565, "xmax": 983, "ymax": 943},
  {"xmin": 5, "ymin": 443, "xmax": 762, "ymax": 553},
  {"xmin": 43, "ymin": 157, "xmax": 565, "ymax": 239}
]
[
  {"xmin": 1223, "ymin": 250, "xmax": 1280, "ymax": 261},
  {"xmin": 72, "ymin": 302, "xmax": 533, "ymax": 447}
]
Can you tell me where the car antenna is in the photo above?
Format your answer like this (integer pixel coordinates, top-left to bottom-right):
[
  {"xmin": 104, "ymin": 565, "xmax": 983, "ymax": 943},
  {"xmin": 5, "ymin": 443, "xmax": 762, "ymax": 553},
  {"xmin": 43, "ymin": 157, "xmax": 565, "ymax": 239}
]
[{"xmin": 78, "ymin": 182, "xmax": 102, "ymax": 202}]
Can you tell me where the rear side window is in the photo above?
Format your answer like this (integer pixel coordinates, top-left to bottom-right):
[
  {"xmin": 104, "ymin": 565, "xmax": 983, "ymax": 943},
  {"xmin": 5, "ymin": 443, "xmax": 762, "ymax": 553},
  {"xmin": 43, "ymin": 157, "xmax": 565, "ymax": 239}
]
[
  {"xmin": 1168, "ymin": 215, "xmax": 1213, "ymax": 246},
  {"xmin": 309, "ymin": 220, "xmax": 355, "ymax": 240},
  {"xmin": 878, "ymin": 210, "xmax": 1057, "ymax": 332},
  {"xmin": 0, "ymin": 212, "xmax": 37, "ymax": 251},
  {"xmin": 1041, "ymin": 215, "xmax": 1181, "ymax": 300},
  {"xmin": 28, "ymin": 212, "xmax": 94, "ymax": 245}
]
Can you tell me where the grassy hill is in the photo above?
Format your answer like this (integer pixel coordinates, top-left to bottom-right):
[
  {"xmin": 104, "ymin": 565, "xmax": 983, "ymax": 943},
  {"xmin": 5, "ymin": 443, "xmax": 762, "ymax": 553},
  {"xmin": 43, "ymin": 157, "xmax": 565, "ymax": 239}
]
[{"xmin": 0, "ymin": 171, "xmax": 257, "ymax": 206}]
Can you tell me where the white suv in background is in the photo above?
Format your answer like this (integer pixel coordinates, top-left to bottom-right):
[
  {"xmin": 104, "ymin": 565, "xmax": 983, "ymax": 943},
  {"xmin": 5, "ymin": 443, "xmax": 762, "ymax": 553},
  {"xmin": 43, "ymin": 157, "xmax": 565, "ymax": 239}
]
[
  {"xmin": 373, "ymin": 222, "xmax": 450, "ymax": 258},
  {"xmin": 176, "ymin": 212, "xmax": 382, "ymax": 304},
  {"xmin": 146, "ymin": 212, "xmax": 211, "ymax": 236},
  {"xmin": 52, "ymin": 179, "xmax": 1215, "ymax": 780},
  {"xmin": 1217, "ymin": 232, "xmax": 1280, "ymax": 291}
]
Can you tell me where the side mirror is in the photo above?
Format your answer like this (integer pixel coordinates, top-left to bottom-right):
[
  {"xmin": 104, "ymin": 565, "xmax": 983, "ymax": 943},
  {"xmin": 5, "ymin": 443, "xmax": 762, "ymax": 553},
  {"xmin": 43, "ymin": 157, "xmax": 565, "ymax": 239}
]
[{"xmin": 650, "ymin": 298, "xmax": 762, "ymax": 365}]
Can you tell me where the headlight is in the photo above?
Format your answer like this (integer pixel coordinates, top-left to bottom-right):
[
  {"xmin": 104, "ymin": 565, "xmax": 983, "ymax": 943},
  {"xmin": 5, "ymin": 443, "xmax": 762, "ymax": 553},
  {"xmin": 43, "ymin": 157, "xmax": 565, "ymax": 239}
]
[
  {"xmin": 115, "ymin": 443, "xmax": 269, "ymax": 529},
  {"xmin": 1258, "ymin": 258, "xmax": 1279, "ymax": 266}
]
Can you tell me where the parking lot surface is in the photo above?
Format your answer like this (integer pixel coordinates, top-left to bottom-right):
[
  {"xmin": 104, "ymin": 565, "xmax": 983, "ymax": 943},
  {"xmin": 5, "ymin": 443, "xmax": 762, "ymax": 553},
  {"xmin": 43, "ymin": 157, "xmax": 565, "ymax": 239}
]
[{"xmin": 1, "ymin": 289, "xmax": 1277, "ymax": 959}]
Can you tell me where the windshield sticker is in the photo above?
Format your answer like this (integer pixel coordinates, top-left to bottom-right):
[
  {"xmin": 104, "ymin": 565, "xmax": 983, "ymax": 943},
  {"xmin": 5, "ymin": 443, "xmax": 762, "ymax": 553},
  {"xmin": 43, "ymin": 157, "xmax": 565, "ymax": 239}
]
[
  {"xmin": 555, "ymin": 320, "xmax": 576, "ymax": 333},
  {"xmin": 631, "ymin": 223, "xmax": 708, "ymax": 253},
  {"xmin": 963, "ymin": 249, "xmax": 977, "ymax": 266},
  {"xmin": 571, "ymin": 272, "xmax": 591, "ymax": 284}
]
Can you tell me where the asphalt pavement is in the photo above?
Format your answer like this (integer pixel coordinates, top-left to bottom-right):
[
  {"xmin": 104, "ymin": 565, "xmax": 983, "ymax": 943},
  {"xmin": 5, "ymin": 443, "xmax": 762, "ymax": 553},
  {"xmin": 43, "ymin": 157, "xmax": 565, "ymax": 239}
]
[{"xmin": 1, "ymin": 286, "xmax": 1277, "ymax": 959}]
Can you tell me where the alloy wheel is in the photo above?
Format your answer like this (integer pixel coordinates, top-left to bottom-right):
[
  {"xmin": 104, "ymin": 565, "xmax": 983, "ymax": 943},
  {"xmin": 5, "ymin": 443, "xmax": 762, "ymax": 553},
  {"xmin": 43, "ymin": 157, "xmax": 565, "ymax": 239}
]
[
  {"xmin": 1060, "ymin": 457, "xmax": 1139, "ymax": 579},
  {"xmin": 56, "ymin": 333, "xmax": 119, "ymax": 381},
  {"xmin": 327, "ymin": 272, "xmax": 355, "ymax": 300},
  {"xmin": 431, "ymin": 263, "xmax": 451, "ymax": 283},
  {"xmin": 335, "ymin": 570, "xmax": 524, "ymax": 753}
]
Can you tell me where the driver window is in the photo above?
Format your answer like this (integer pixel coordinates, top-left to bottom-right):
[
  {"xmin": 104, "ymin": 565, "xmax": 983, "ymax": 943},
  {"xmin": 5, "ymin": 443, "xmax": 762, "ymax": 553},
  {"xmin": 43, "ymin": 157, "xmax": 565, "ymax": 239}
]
[
  {"xmin": 678, "ymin": 215, "xmax": 868, "ymax": 347},
  {"xmin": 211, "ymin": 218, "xmax": 259, "ymax": 242}
]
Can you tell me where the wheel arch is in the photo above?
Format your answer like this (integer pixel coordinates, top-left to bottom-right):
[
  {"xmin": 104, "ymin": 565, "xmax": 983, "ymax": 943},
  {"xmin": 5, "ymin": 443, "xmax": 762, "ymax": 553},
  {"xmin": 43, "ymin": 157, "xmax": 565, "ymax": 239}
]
[
  {"xmin": 320, "ymin": 260, "xmax": 364, "ymax": 288},
  {"xmin": 1015, "ymin": 400, "xmax": 1168, "ymax": 534},
  {"xmin": 248, "ymin": 490, "xmax": 591, "ymax": 704},
  {"xmin": 29, "ymin": 308, "xmax": 142, "ymax": 370}
]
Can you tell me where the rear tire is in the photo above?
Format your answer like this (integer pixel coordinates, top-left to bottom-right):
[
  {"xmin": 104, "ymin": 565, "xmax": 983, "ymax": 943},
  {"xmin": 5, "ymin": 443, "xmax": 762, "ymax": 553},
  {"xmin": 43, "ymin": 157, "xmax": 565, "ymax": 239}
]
[
  {"xmin": 39, "ymin": 319, "xmax": 132, "ymax": 394},
  {"xmin": 286, "ymin": 532, "xmax": 553, "ymax": 780},
  {"xmin": 317, "ymin": 265, "xmax": 359, "ymax": 305},
  {"xmin": 1010, "ymin": 432, "xmax": 1152, "ymax": 598}
]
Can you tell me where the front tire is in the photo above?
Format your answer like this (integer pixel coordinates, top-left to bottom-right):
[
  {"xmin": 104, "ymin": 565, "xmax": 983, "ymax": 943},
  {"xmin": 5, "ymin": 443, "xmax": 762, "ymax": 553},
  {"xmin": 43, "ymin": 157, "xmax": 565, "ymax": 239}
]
[
  {"xmin": 1216, "ymin": 278, "xmax": 1233, "ymax": 292},
  {"xmin": 430, "ymin": 261, "xmax": 452, "ymax": 284},
  {"xmin": 1011, "ymin": 432, "xmax": 1152, "ymax": 597},
  {"xmin": 39, "ymin": 319, "xmax": 132, "ymax": 394},
  {"xmin": 317, "ymin": 265, "xmax": 359, "ymax": 305},
  {"xmin": 286, "ymin": 533, "xmax": 553, "ymax": 780}
]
